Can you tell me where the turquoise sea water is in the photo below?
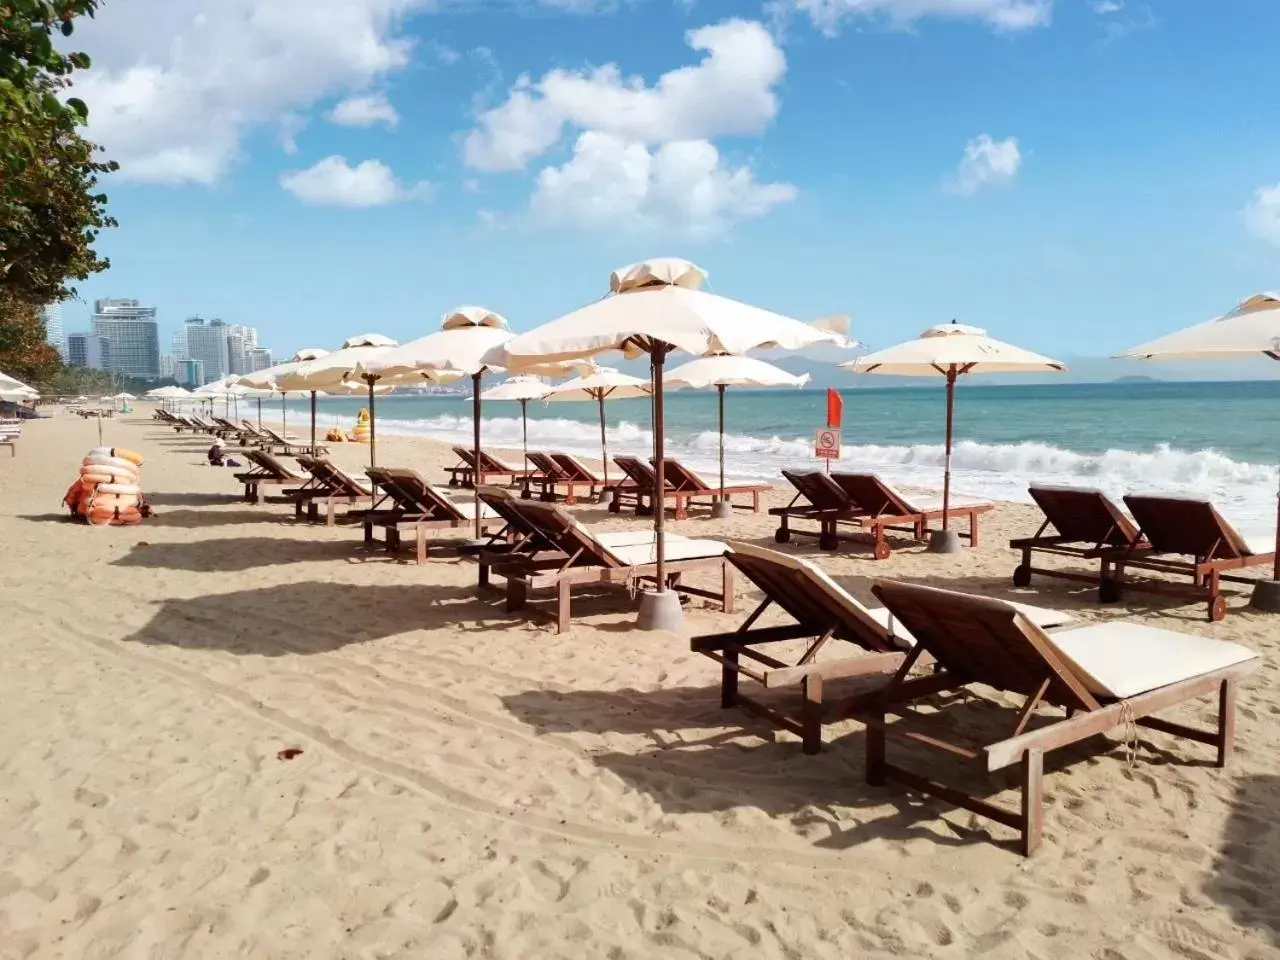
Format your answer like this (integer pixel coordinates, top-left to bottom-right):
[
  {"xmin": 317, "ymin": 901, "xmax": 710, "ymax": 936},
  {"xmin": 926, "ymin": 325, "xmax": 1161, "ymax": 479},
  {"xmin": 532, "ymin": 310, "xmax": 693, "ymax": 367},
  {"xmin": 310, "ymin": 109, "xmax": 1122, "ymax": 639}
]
[{"xmin": 223, "ymin": 380, "xmax": 1280, "ymax": 540}]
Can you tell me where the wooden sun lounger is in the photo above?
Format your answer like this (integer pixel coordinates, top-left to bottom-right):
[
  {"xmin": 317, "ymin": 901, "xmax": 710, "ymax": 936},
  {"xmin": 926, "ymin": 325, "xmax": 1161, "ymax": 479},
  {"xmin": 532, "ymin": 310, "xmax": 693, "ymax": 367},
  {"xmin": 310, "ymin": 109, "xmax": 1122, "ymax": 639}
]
[
  {"xmin": 478, "ymin": 498, "xmax": 734, "ymax": 633},
  {"xmin": 657, "ymin": 458, "xmax": 769, "ymax": 515},
  {"xmin": 287, "ymin": 455, "xmax": 374, "ymax": 525},
  {"xmin": 1011, "ymin": 485, "xmax": 1144, "ymax": 588},
  {"xmin": 831, "ymin": 472, "xmax": 993, "ymax": 559},
  {"xmin": 235, "ymin": 449, "xmax": 309, "ymax": 503},
  {"xmin": 609, "ymin": 456, "xmax": 723, "ymax": 520},
  {"xmin": 1100, "ymin": 495, "xmax": 1276, "ymax": 621},
  {"xmin": 862, "ymin": 579, "xmax": 1257, "ymax": 855},
  {"xmin": 362, "ymin": 467, "xmax": 501, "ymax": 562},
  {"xmin": 523, "ymin": 451, "xmax": 599, "ymax": 504},
  {"xmin": 691, "ymin": 543, "xmax": 1072, "ymax": 754},
  {"xmin": 262, "ymin": 427, "xmax": 326, "ymax": 456},
  {"xmin": 445, "ymin": 446, "xmax": 521, "ymax": 488},
  {"xmin": 770, "ymin": 470, "xmax": 867, "ymax": 551},
  {"xmin": 551, "ymin": 452, "xmax": 618, "ymax": 501}
]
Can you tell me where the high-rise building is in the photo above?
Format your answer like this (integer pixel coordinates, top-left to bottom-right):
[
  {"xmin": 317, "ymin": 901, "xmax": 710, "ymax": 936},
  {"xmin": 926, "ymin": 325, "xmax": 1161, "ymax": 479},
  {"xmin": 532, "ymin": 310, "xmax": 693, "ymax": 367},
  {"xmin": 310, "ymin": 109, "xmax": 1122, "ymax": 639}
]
[
  {"xmin": 159, "ymin": 354, "xmax": 176, "ymax": 379},
  {"xmin": 226, "ymin": 332, "xmax": 248, "ymax": 377},
  {"xmin": 170, "ymin": 330, "xmax": 188, "ymax": 362},
  {"xmin": 183, "ymin": 317, "xmax": 230, "ymax": 382},
  {"xmin": 177, "ymin": 359, "xmax": 205, "ymax": 387},
  {"xmin": 66, "ymin": 332, "xmax": 110, "ymax": 370},
  {"xmin": 91, "ymin": 298, "xmax": 160, "ymax": 379},
  {"xmin": 246, "ymin": 346, "xmax": 273, "ymax": 372},
  {"xmin": 43, "ymin": 304, "xmax": 65, "ymax": 359}
]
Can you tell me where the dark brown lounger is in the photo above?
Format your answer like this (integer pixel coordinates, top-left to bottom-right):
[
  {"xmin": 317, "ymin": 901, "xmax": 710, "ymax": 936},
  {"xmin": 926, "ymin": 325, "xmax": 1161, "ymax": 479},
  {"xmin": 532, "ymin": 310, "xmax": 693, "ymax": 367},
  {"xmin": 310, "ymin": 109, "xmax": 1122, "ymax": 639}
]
[
  {"xmin": 769, "ymin": 470, "xmax": 866, "ymax": 551},
  {"xmin": 289, "ymin": 455, "xmax": 374, "ymax": 525},
  {"xmin": 609, "ymin": 455, "xmax": 719, "ymax": 520},
  {"xmin": 862, "ymin": 579, "xmax": 1257, "ymax": 855},
  {"xmin": 362, "ymin": 467, "xmax": 500, "ymax": 562},
  {"xmin": 235, "ymin": 449, "xmax": 309, "ymax": 503},
  {"xmin": 656, "ymin": 458, "xmax": 769, "ymax": 515},
  {"xmin": 832, "ymin": 472, "xmax": 993, "ymax": 558},
  {"xmin": 1010, "ymin": 485, "xmax": 1144, "ymax": 588}
]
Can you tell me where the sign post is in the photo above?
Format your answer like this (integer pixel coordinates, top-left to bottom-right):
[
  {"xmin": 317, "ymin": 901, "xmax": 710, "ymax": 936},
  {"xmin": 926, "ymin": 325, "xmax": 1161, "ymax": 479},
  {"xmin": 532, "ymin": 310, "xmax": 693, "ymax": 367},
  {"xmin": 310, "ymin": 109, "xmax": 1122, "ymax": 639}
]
[{"xmin": 814, "ymin": 427, "xmax": 841, "ymax": 465}]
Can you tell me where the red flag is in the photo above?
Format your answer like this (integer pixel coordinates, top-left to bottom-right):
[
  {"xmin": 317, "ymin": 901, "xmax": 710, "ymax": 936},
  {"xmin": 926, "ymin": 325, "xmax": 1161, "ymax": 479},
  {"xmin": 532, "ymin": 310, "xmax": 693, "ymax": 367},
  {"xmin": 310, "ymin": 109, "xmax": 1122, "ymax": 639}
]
[{"xmin": 826, "ymin": 388, "xmax": 843, "ymax": 429}]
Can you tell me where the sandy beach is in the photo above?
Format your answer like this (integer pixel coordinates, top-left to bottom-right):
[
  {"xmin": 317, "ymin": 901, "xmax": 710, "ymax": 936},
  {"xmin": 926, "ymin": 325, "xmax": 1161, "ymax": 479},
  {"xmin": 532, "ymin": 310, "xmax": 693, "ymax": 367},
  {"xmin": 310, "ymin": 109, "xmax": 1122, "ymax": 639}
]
[{"xmin": 1, "ymin": 407, "xmax": 1277, "ymax": 959}]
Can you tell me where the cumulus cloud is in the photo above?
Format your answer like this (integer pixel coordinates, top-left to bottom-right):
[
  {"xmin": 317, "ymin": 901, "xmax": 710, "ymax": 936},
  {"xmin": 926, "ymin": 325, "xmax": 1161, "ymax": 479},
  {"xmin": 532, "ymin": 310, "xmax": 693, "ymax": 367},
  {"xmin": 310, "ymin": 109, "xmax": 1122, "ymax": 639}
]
[
  {"xmin": 71, "ymin": 0, "xmax": 431, "ymax": 184},
  {"xmin": 328, "ymin": 92, "xmax": 399, "ymax": 128},
  {"xmin": 530, "ymin": 131, "xmax": 796, "ymax": 238},
  {"xmin": 947, "ymin": 134, "xmax": 1022, "ymax": 195},
  {"xmin": 280, "ymin": 156, "xmax": 432, "ymax": 208},
  {"xmin": 463, "ymin": 19, "xmax": 785, "ymax": 172},
  {"xmin": 1244, "ymin": 184, "xmax": 1280, "ymax": 246},
  {"xmin": 774, "ymin": 0, "xmax": 1052, "ymax": 34}
]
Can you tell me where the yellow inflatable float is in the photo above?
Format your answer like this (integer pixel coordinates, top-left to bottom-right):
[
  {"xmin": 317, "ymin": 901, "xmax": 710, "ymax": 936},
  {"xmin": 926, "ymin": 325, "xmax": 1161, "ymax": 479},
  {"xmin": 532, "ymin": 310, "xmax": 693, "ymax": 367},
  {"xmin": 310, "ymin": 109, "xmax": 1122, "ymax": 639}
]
[
  {"xmin": 350, "ymin": 408, "xmax": 372, "ymax": 444},
  {"xmin": 63, "ymin": 446, "xmax": 150, "ymax": 526}
]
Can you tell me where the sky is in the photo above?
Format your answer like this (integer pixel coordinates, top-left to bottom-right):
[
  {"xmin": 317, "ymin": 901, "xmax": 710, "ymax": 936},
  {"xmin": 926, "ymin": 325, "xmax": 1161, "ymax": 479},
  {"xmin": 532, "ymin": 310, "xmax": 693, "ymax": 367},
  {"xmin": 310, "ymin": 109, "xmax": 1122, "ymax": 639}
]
[{"xmin": 60, "ymin": 0, "xmax": 1280, "ymax": 367}]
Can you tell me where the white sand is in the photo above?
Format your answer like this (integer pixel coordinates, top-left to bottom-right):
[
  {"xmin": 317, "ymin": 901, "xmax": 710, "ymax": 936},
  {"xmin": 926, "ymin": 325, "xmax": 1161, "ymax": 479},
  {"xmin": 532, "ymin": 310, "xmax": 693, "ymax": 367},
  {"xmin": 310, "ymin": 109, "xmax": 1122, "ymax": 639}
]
[{"xmin": 0, "ymin": 408, "xmax": 1277, "ymax": 958}]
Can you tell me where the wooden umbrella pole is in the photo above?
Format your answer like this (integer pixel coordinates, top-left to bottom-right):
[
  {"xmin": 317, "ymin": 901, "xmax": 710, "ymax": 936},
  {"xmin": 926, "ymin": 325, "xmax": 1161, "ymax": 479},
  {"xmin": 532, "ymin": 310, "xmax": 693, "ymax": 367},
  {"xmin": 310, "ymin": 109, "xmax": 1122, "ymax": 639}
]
[
  {"xmin": 652, "ymin": 344, "xmax": 668, "ymax": 589},
  {"xmin": 257, "ymin": 397, "xmax": 262, "ymax": 429},
  {"xmin": 472, "ymin": 372, "xmax": 483, "ymax": 540},
  {"xmin": 598, "ymin": 392, "xmax": 609, "ymax": 489},
  {"xmin": 368, "ymin": 378, "xmax": 377, "ymax": 469},
  {"xmin": 942, "ymin": 367, "xmax": 956, "ymax": 531},
  {"xmin": 1273, "ymin": 475, "xmax": 1280, "ymax": 581},
  {"xmin": 718, "ymin": 384, "xmax": 726, "ymax": 503},
  {"xmin": 309, "ymin": 391, "xmax": 317, "ymax": 455},
  {"xmin": 521, "ymin": 398, "xmax": 530, "ymax": 496},
  {"xmin": 281, "ymin": 395, "xmax": 287, "ymax": 438}
]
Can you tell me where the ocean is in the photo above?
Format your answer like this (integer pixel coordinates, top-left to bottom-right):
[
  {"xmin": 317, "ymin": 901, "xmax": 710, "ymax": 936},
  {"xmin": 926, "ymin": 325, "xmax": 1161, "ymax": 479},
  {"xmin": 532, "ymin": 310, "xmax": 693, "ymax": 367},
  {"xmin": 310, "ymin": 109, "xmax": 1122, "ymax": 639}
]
[{"xmin": 233, "ymin": 380, "xmax": 1280, "ymax": 542}]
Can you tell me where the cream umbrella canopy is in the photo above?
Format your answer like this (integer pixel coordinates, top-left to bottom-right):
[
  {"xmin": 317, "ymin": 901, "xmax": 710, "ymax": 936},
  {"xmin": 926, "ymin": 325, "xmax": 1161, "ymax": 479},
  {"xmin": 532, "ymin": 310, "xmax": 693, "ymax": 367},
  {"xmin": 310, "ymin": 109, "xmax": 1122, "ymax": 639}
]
[
  {"xmin": 665, "ymin": 354, "xmax": 810, "ymax": 519},
  {"xmin": 239, "ymin": 348, "xmax": 333, "ymax": 446},
  {"xmin": 281, "ymin": 339, "xmax": 400, "ymax": 462},
  {"xmin": 844, "ymin": 321, "xmax": 1066, "ymax": 552},
  {"xmin": 481, "ymin": 375, "xmax": 553, "ymax": 494},
  {"xmin": 1118, "ymin": 292, "xmax": 1280, "ymax": 605},
  {"xmin": 501, "ymin": 257, "xmax": 846, "ymax": 630},
  {"xmin": 543, "ymin": 368, "xmax": 651, "ymax": 497}
]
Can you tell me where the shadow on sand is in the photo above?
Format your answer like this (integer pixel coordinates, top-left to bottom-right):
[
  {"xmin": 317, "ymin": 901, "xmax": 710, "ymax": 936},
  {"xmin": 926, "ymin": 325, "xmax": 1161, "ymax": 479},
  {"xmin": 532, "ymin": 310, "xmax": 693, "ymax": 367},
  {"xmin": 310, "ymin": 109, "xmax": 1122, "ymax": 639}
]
[
  {"xmin": 1206, "ymin": 774, "xmax": 1280, "ymax": 946},
  {"xmin": 110, "ymin": 535, "xmax": 368, "ymax": 572}
]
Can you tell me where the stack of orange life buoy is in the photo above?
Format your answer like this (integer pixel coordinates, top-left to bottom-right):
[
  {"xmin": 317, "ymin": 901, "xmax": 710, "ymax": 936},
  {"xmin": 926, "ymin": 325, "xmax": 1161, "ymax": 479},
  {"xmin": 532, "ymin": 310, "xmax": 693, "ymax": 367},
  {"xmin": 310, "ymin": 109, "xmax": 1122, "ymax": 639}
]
[{"xmin": 63, "ymin": 446, "xmax": 149, "ymax": 526}]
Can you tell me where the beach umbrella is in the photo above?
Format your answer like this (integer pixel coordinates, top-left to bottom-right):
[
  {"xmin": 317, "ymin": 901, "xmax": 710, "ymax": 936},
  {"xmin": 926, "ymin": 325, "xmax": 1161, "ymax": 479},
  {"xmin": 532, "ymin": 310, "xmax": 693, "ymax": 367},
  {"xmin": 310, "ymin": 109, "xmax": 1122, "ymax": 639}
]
[
  {"xmin": 1117, "ymin": 291, "xmax": 1280, "ymax": 605},
  {"xmin": 543, "ymin": 368, "xmax": 651, "ymax": 497},
  {"xmin": 501, "ymin": 257, "xmax": 845, "ymax": 630},
  {"xmin": 241, "ymin": 348, "xmax": 333, "ymax": 453},
  {"xmin": 665, "ymin": 354, "xmax": 810, "ymax": 519},
  {"xmin": 843, "ymin": 320, "xmax": 1065, "ymax": 552},
  {"xmin": 288, "ymin": 336, "xmax": 397, "ymax": 465},
  {"xmin": 481, "ymin": 375, "xmax": 553, "ymax": 494}
]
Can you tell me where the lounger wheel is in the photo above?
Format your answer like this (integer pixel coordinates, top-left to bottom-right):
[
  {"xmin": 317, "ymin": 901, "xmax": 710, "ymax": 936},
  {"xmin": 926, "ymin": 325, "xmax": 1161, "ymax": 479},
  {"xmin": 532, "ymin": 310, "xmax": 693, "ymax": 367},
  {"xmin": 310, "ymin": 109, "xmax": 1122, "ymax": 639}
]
[
  {"xmin": 1098, "ymin": 577, "xmax": 1121, "ymax": 603},
  {"xmin": 774, "ymin": 527, "xmax": 791, "ymax": 544},
  {"xmin": 1012, "ymin": 564, "xmax": 1031, "ymax": 587},
  {"xmin": 872, "ymin": 541, "xmax": 891, "ymax": 561},
  {"xmin": 1209, "ymin": 596, "xmax": 1227, "ymax": 622}
]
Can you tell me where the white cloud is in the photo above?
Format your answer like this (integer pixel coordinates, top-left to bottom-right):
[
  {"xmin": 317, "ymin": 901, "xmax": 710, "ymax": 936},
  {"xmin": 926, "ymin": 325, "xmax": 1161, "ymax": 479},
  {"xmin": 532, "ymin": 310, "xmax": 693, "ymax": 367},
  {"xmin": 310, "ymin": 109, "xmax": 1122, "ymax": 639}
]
[
  {"xmin": 280, "ymin": 156, "xmax": 432, "ymax": 208},
  {"xmin": 278, "ymin": 113, "xmax": 307, "ymax": 155},
  {"xmin": 1244, "ymin": 184, "xmax": 1280, "ymax": 246},
  {"xmin": 1091, "ymin": 0, "xmax": 1123, "ymax": 12},
  {"xmin": 72, "ymin": 0, "xmax": 431, "ymax": 185},
  {"xmin": 774, "ymin": 0, "xmax": 1052, "ymax": 34},
  {"xmin": 530, "ymin": 131, "xmax": 796, "ymax": 238},
  {"xmin": 947, "ymin": 134, "xmax": 1022, "ymax": 195},
  {"xmin": 328, "ymin": 92, "xmax": 400, "ymax": 128},
  {"xmin": 463, "ymin": 19, "xmax": 785, "ymax": 171}
]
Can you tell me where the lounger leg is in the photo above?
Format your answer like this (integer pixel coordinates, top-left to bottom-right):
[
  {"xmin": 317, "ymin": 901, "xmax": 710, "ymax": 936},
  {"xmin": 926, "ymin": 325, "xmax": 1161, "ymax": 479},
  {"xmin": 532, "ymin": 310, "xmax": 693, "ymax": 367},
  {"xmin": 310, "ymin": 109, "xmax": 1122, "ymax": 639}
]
[
  {"xmin": 478, "ymin": 561, "xmax": 491, "ymax": 593},
  {"xmin": 674, "ymin": 496, "xmax": 688, "ymax": 521},
  {"xmin": 969, "ymin": 512, "xmax": 980, "ymax": 547},
  {"xmin": 801, "ymin": 675, "xmax": 823, "ymax": 755},
  {"xmin": 751, "ymin": 491, "xmax": 760, "ymax": 514},
  {"xmin": 721, "ymin": 649, "xmax": 739, "ymax": 708},
  {"xmin": 1020, "ymin": 747, "xmax": 1045, "ymax": 857},
  {"xmin": 556, "ymin": 578, "xmax": 571, "ymax": 634},
  {"xmin": 363, "ymin": 519, "xmax": 374, "ymax": 544},
  {"xmin": 325, "ymin": 500, "xmax": 336, "ymax": 526},
  {"xmin": 1217, "ymin": 679, "xmax": 1236, "ymax": 767},
  {"xmin": 866, "ymin": 712, "xmax": 886, "ymax": 785},
  {"xmin": 1207, "ymin": 570, "xmax": 1225, "ymax": 621},
  {"xmin": 416, "ymin": 527, "xmax": 427, "ymax": 565},
  {"xmin": 506, "ymin": 578, "xmax": 527, "ymax": 613},
  {"xmin": 721, "ymin": 562, "xmax": 734, "ymax": 613}
]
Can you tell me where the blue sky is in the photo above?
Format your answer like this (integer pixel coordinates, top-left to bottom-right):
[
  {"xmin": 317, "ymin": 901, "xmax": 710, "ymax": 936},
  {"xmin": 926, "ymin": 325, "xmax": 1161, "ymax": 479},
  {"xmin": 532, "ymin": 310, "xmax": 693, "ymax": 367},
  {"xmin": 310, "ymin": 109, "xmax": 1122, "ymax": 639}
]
[{"xmin": 64, "ymin": 0, "xmax": 1280, "ymax": 364}]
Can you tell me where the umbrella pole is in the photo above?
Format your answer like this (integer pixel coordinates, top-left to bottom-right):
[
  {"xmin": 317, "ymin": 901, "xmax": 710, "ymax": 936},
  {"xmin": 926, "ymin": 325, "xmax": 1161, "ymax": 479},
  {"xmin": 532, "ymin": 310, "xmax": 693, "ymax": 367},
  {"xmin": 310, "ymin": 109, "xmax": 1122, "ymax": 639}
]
[
  {"xmin": 368, "ymin": 378, "xmax": 377, "ymax": 469},
  {"xmin": 598, "ymin": 393, "xmax": 609, "ymax": 491},
  {"xmin": 927, "ymin": 368, "xmax": 963, "ymax": 554},
  {"xmin": 472, "ymin": 372, "xmax": 483, "ymax": 540},
  {"xmin": 638, "ymin": 342, "xmax": 683, "ymax": 631},
  {"xmin": 310, "ymin": 391, "xmax": 317, "ymax": 455},
  {"xmin": 257, "ymin": 398, "xmax": 262, "ymax": 430},
  {"xmin": 521, "ymin": 398, "xmax": 530, "ymax": 498},
  {"xmin": 711, "ymin": 384, "xmax": 733, "ymax": 520},
  {"xmin": 281, "ymin": 395, "xmax": 287, "ymax": 439}
]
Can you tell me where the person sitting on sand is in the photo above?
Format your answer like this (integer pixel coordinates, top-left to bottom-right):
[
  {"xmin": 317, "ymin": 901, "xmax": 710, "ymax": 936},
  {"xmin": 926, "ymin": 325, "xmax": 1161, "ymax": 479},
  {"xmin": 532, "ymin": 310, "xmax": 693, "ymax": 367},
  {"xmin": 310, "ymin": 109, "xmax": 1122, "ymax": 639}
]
[{"xmin": 207, "ymin": 438, "xmax": 240, "ymax": 467}]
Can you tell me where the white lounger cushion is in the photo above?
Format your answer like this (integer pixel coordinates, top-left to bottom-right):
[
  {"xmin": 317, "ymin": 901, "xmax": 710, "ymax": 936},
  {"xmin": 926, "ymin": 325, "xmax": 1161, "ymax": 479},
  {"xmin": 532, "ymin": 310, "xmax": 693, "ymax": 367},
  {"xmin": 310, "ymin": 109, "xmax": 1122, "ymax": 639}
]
[
  {"xmin": 1046, "ymin": 622, "xmax": 1257, "ymax": 699},
  {"xmin": 869, "ymin": 601, "xmax": 1072, "ymax": 647},
  {"xmin": 557, "ymin": 454, "xmax": 601, "ymax": 481},
  {"xmin": 431, "ymin": 487, "xmax": 498, "ymax": 520},
  {"xmin": 595, "ymin": 530, "xmax": 663, "ymax": 548},
  {"xmin": 606, "ymin": 537, "xmax": 728, "ymax": 566}
]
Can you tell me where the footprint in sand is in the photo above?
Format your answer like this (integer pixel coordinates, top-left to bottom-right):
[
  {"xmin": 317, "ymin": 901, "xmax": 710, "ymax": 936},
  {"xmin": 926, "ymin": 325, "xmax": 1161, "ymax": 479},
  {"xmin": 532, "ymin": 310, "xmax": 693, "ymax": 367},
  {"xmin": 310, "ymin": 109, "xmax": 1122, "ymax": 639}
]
[{"xmin": 73, "ymin": 786, "xmax": 108, "ymax": 809}]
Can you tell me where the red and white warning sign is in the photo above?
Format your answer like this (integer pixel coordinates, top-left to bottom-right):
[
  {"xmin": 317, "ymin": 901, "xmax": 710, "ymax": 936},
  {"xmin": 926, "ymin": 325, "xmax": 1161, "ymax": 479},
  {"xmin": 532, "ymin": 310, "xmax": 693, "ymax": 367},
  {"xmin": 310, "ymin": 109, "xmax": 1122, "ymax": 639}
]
[{"xmin": 814, "ymin": 428, "xmax": 841, "ymax": 460}]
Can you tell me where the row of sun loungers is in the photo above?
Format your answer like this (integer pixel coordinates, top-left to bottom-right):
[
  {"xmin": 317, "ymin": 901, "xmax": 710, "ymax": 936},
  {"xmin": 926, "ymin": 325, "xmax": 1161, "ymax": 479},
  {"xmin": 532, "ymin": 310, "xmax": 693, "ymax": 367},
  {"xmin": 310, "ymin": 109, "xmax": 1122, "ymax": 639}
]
[{"xmin": 0, "ymin": 419, "xmax": 21, "ymax": 457}]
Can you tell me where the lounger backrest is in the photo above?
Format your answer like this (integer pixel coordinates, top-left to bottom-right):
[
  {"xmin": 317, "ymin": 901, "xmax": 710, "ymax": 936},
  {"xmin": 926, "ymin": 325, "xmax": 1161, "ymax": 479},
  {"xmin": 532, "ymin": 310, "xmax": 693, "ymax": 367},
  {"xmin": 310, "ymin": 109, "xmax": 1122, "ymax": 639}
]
[
  {"xmin": 1123, "ymin": 494, "xmax": 1256, "ymax": 559},
  {"xmin": 551, "ymin": 453, "xmax": 599, "ymax": 483},
  {"xmin": 249, "ymin": 449, "xmax": 297, "ymax": 479},
  {"xmin": 478, "ymin": 449, "xmax": 518, "ymax": 473},
  {"xmin": 508, "ymin": 500, "xmax": 618, "ymax": 567},
  {"xmin": 264, "ymin": 427, "xmax": 291, "ymax": 444},
  {"xmin": 297, "ymin": 456, "xmax": 364, "ymax": 496},
  {"xmin": 871, "ymin": 580, "xmax": 1101, "ymax": 710},
  {"xmin": 656, "ymin": 458, "xmax": 708, "ymax": 492},
  {"xmin": 382, "ymin": 468, "xmax": 470, "ymax": 519},
  {"xmin": 452, "ymin": 446, "xmax": 478, "ymax": 468},
  {"xmin": 832, "ymin": 473, "xmax": 914, "ymax": 516},
  {"xmin": 782, "ymin": 470, "xmax": 851, "ymax": 510},
  {"xmin": 726, "ymin": 543, "xmax": 905, "ymax": 652},
  {"xmin": 528, "ymin": 452, "xmax": 567, "ymax": 479},
  {"xmin": 1028, "ymin": 485, "xmax": 1139, "ymax": 546},
  {"xmin": 613, "ymin": 455, "xmax": 656, "ymax": 489},
  {"xmin": 367, "ymin": 467, "xmax": 428, "ymax": 512}
]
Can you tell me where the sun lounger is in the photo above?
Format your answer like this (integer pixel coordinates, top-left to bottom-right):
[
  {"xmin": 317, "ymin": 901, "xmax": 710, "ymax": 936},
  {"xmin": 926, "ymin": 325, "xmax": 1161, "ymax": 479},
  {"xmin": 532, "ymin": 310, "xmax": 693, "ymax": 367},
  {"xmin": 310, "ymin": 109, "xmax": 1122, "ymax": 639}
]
[
  {"xmin": 657, "ymin": 458, "xmax": 770, "ymax": 515},
  {"xmin": 609, "ymin": 455, "xmax": 724, "ymax": 520},
  {"xmin": 1100, "ymin": 495, "xmax": 1276, "ymax": 620},
  {"xmin": 551, "ymin": 452, "xmax": 617, "ymax": 501},
  {"xmin": 1010, "ymin": 485, "xmax": 1144, "ymax": 588},
  {"xmin": 770, "ymin": 470, "xmax": 866, "ymax": 551},
  {"xmin": 691, "ymin": 543, "xmax": 1072, "ymax": 753},
  {"xmin": 862, "ymin": 578, "xmax": 1258, "ymax": 855},
  {"xmin": 361, "ymin": 467, "xmax": 501, "ymax": 562},
  {"xmin": 522, "ymin": 452, "xmax": 594, "ymax": 504},
  {"xmin": 261, "ymin": 426, "xmax": 326, "ymax": 456},
  {"xmin": 445, "ymin": 446, "xmax": 521, "ymax": 488},
  {"xmin": 235, "ymin": 449, "xmax": 309, "ymax": 503},
  {"xmin": 831, "ymin": 472, "xmax": 993, "ymax": 558},
  {"xmin": 479, "ymin": 498, "xmax": 734, "ymax": 632},
  {"xmin": 288, "ymin": 455, "xmax": 374, "ymax": 525}
]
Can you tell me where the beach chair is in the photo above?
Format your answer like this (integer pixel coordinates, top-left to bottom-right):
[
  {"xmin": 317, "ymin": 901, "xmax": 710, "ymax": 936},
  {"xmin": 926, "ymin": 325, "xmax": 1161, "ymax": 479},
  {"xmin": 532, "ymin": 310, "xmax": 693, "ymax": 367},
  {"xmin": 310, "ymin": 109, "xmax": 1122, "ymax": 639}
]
[
  {"xmin": 362, "ymin": 467, "xmax": 501, "ymax": 562},
  {"xmin": 235, "ymin": 449, "xmax": 309, "ymax": 503},
  {"xmin": 262, "ymin": 426, "xmax": 326, "ymax": 456},
  {"xmin": 1100, "ymin": 495, "xmax": 1277, "ymax": 620},
  {"xmin": 524, "ymin": 452, "xmax": 571, "ymax": 501},
  {"xmin": 481, "ymin": 498, "xmax": 734, "ymax": 633},
  {"xmin": 691, "ymin": 543, "xmax": 1072, "ymax": 754},
  {"xmin": 289, "ymin": 455, "xmax": 374, "ymax": 525},
  {"xmin": 770, "ymin": 470, "xmax": 866, "ymax": 551},
  {"xmin": 862, "ymin": 579, "xmax": 1258, "ymax": 855},
  {"xmin": 238, "ymin": 420, "xmax": 273, "ymax": 445},
  {"xmin": 610, "ymin": 455, "xmax": 716, "ymax": 519},
  {"xmin": 551, "ymin": 452, "xmax": 617, "ymax": 500},
  {"xmin": 1011, "ymin": 486, "xmax": 1144, "ymax": 588},
  {"xmin": 445, "ymin": 446, "xmax": 521, "ymax": 488},
  {"xmin": 831, "ymin": 473, "xmax": 993, "ymax": 559},
  {"xmin": 658, "ymin": 458, "xmax": 770, "ymax": 515}
]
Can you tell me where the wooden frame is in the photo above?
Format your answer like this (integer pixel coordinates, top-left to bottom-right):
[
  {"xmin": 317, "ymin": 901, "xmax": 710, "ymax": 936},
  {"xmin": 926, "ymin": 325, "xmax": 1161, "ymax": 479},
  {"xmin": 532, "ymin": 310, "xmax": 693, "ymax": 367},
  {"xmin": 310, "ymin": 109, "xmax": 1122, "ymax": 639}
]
[
  {"xmin": 445, "ymin": 446, "xmax": 521, "ymax": 488},
  {"xmin": 288, "ymin": 455, "xmax": 374, "ymax": 525},
  {"xmin": 769, "ymin": 471, "xmax": 869, "ymax": 552},
  {"xmin": 524, "ymin": 452, "xmax": 592, "ymax": 504},
  {"xmin": 234, "ymin": 449, "xmax": 309, "ymax": 503},
  {"xmin": 862, "ymin": 579, "xmax": 1256, "ymax": 855},
  {"xmin": 831, "ymin": 473, "xmax": 992, "ymax": 558},
  {"xmin": 609, "ymin": 455, "xmax": 725, "ymax": 520},
  {"xmin": 658, "ymin": 458, "xmax": 768, "ymax": 515},
  {"xmin": 1010, "ymin": 485, "xmax": 1144, "ymax": 588},
  {"xmin": 361, "ymin": 467, "xmax": 501, "ymax": 562}
]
